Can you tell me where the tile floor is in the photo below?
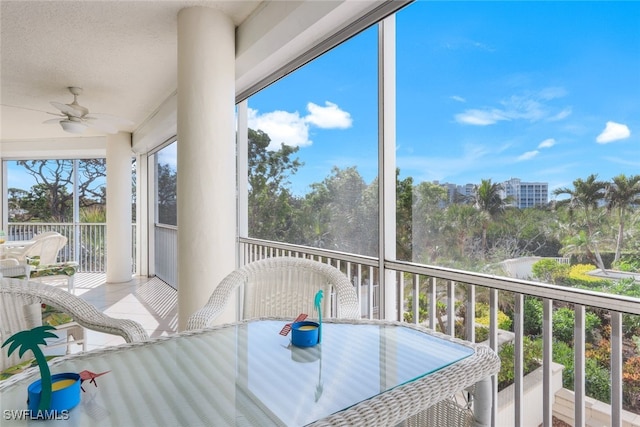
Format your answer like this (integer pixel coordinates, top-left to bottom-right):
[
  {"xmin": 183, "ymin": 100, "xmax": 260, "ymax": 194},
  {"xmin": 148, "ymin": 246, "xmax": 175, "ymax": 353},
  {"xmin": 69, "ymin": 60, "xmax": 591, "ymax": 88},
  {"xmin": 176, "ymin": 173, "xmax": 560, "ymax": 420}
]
[{"xmin": 56, "ymin": 273, "xmax": 178, "ymax": 353}]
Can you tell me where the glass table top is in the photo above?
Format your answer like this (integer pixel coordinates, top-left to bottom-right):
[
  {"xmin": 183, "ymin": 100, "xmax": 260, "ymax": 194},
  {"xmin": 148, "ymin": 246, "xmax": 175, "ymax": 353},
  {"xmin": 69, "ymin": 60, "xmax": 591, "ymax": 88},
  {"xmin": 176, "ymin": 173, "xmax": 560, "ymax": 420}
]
[{"xmin": 0, "ymin": 319, "xmax": 474, "ymax": 426}]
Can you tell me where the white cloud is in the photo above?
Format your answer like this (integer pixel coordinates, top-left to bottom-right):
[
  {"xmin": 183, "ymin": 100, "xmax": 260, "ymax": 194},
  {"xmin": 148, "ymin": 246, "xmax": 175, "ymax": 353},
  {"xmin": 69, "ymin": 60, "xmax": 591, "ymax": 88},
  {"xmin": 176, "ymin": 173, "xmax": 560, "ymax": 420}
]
[
  {"xmin": 549, "ymin": 107, "xmax": 572, "ymax": 121},
  {"xmin": 517, "ymin": 150, "xmax": 539, "ymax": 161},
  {"xmin": 248, "ymin": 108, "xmax": 311, "ymax": 150},
  {"xmin": 455, "ymin": 87, "xmax": 571, "ymax": 126},
  {"xmin": 451, "ymin": 95, "xmax": 466, "ymax": 103},
  {"xmin": 596, "ymin": 121, "xmax": 631, "ymax": 144},
  {"xmin": 397, "ymin": 143, "xmax": 510, "ymax": 183},
  {"xmin": 248, "ymin": 101, "xmax": 352, "ymax": 150},
  {"xmin": 455, "ymin": 109, "xmax": 508, "ymax": 125},
  {"xmin": 603, "ymin": 156, "xmax": 640, "ymax": 167},
  {"xmin": 538, "ymin": 86, "xmax": 568, "ymax": 100},
  {"xmin": 305, "ymin": 101, "xmax": 352, "ymax": 129},
  {"xmin": 538, "ymin": 138, "xmax": 556, "ymax": 149}
]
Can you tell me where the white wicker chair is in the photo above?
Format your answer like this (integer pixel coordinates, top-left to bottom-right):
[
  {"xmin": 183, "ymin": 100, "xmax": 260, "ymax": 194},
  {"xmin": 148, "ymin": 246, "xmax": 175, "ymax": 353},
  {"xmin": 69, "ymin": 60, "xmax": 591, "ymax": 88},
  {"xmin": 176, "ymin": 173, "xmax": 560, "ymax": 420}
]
[
  {"xmin": 3, "ymin": 234, "xmax": 78, "ymax": 293},
  {"xmin": 0, "ymin": 278, "xmax": 149, "ymax": 372},
  {"xmin": 187, "ymin": 256, "xmax": 360, "ymax": 330},
  {"xmin": 0, "ymin": 258, "xmax": 31, "ymax": 279},
  {"xmin": 20, "ymin": 233, "xmax": 68, "ymax": 265},
  {"xmin": 3, "ymin": 232, "xmax": 66, "ymax": 264}
]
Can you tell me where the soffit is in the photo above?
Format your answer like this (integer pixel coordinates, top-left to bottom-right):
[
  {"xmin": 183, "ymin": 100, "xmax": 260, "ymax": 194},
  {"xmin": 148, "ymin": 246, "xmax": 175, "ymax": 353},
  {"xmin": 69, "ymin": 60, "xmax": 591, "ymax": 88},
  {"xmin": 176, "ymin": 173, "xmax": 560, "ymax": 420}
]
[
  {"xmin": 0, "ymin": 0, "xmax": 394, "ymax": 154},
  {"xmin": 0, "ymin": 0, "xmax": 261, "ymax": 143}
]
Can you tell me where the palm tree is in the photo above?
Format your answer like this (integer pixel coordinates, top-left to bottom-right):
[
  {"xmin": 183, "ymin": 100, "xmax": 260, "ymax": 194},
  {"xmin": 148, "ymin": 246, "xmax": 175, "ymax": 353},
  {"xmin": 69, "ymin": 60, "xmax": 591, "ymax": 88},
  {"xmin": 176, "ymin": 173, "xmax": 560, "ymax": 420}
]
[
  {"xmin": 443, "ymin": 204, "xmax": 482, "ymax": 260},
  {"xmin": 561, "ymin": 229, "xmax": 598, "ymax": 262},
  {"xmin": 2, "ymin": 325, "xmax": 57, "ymax": 411},
  {"xmin": 606, "ymin": 174, "xmax": 640, "ymax": 263},
  {"xmin": 472, "ymin": 179, "xmax": 509, "ymax": 257},
  {"xmin": 553, "ymin": 174, "xmax": 608, "ymax": 271}
]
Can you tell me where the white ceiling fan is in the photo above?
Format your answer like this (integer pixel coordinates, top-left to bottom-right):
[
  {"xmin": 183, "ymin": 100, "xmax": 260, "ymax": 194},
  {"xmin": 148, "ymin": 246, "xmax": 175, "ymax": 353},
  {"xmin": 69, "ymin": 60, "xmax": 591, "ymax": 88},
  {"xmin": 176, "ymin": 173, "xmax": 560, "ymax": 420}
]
[{"xmin": 44, "ymin": 87, "xmax": 133, "ymax": 134}]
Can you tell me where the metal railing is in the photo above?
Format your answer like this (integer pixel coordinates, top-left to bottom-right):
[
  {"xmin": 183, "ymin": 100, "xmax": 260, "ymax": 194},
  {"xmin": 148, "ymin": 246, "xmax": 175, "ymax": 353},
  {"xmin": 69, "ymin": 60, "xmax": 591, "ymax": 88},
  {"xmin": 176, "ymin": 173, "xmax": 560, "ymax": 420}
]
[
  {"xmin": 154, "ymin": 223, "xmax": 178, "ymax": 288},
  {"xmin": 6, "ymin": 222, "xmax": 136, "ymax": 273},
  {"xmin": 240, "ymin": 236, "xmax": 640, "ymax": 427}
]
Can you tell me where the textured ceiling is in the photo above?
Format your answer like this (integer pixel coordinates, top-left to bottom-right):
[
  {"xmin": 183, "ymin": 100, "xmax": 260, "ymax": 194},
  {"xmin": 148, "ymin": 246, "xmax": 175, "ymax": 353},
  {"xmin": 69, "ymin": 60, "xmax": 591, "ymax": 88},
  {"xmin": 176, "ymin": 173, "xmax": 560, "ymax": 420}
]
[{"xmin": 0, "ymin": 0, "xmax": 262, "ymax": 141}]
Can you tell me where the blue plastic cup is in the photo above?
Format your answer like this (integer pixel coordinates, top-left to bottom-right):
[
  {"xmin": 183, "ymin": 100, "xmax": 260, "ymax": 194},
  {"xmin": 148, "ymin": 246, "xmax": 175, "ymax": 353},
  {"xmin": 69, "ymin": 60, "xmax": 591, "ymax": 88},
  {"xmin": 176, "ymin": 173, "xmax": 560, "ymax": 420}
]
[{"xmin": 291, "ymin": 321, "xmax": 320, "ymax": 347}]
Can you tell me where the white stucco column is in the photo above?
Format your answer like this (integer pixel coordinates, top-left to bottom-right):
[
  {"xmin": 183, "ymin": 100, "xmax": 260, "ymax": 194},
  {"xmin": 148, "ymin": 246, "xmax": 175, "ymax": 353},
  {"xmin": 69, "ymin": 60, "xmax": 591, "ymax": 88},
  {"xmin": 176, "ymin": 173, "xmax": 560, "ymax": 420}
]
[
  {"xmin": 1, "ymin": 147, "xmax": 5, "ymax": 233},
  {"xmin": 106, "ymin": 132, "xmax": 133, "ymax": 283},
  {"xmin": 177, "ymin": 7, "xmax": 236, "ymax": 331}
]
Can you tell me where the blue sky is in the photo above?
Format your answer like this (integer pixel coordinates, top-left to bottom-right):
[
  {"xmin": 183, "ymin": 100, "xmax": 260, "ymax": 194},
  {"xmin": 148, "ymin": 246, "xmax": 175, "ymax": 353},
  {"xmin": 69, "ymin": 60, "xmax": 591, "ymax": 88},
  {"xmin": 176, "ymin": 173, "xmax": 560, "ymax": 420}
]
[{"xmin": 248, "ymin": 1, "xmax": 640, "ymax": 198}]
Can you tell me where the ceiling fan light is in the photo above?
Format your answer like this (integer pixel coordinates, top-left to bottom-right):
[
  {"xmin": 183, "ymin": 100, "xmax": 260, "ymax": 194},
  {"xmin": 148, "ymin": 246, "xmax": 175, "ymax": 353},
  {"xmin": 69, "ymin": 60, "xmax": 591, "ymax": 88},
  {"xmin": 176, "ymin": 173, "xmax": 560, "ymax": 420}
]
[{"xmin": 60, "ymin": 119, "xmax": 87, "ymax": 134}]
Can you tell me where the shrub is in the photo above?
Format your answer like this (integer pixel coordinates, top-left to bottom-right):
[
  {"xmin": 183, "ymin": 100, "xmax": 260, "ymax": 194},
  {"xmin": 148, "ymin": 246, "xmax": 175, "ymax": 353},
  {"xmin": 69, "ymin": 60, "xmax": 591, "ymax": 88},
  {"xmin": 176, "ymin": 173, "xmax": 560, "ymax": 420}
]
[
  {"xmin": 613, "ymin": 256, "xmax": 640, "ymax": 273},
  {"xmin": 403, "ymin": 294, "xmax": 428, "ymax": 323},
  {"xmin": 553, "ymin": 339, "xmax": 574, "ymax": 390},
  {"xmin": 475, "ymin": 326, "xmax": 489, "ymax": 343},
  {"xmin": 497, "ymin": 336, "xmax": 542, "ymax": 391},
  {"xmin": 553, "ymin": 307, "xmax": 601, "ymax": 345},
  {"xmin": 80, "ymin": 205, "xmax": 106, "ymax": 223},
  {"xmin": 586, "ymin": 358, "xmax": 611, "ymax": 404},
  {"xmin": 475, "ymin": 302, "xmax": 490, "ymax": 318},
  {"xmin": 532, "ymin": 259, "xmax": 569, "ymax": 283},
  {"xmin": 476, "ymin": 311, "xmax": 512, "ymax": 331},
  {"xmin": 586, "ymin": 339, "xmax": 611, "ymax": 368},
  {"xmin": 623, "ymin": 357, "xmax": 640, "ymax": 396},
  {"xmin": 475, "ymin": 302, "xmax": 513, "ymax": 331},
  {"xmin": 604, "ymin": 278, "xmax": 640, "ymax": 298},
  {"xmin": 554, "ymin": 263, "xmax": 611, "ymax": 289},
  {"xmin": 523, "ymin": 297, "xmax": 543, "ymax": 336},
  {"xmin": 551, "ymin": 327, "xmax": 637, "ymax": 411},
  {"xmin": 568, "ymin": 264, "xmax": 600, "ymax": 282}
]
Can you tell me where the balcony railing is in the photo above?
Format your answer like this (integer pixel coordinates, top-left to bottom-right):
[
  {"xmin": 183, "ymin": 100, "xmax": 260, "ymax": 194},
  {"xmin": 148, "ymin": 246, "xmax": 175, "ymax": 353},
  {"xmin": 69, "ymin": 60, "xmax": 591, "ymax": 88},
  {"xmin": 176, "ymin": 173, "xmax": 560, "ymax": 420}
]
[
  {"xmin": 154, "ymin": 223, "xmax": 178, "ymax": 288},
  {"xmin": 240, "ymin": 236, "xmax": 640, "ymax": 427},
  {"xmin": 6, "ymin": 222, "xmax": 136, "ymax": 273}
]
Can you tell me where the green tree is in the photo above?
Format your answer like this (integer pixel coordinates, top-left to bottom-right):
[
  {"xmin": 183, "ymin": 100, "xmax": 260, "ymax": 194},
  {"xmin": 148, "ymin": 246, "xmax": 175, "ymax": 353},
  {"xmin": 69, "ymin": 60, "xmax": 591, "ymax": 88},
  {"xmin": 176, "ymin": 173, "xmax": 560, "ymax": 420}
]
[
  {"xmin": 412, "ymin": 181, "xmax": 447, "ymax": 263},
  {"xmin": 12, "ymin": 159, "xmax": 106, "ymax": 222},
  {"xmin": 248, "ymin": 128, "xmax": 302, "ymax": 242},
  {"xmin": 157, "ymin": 163, "xmax": 177, "ymax": 225},
  {"xmin": 560, "ymin": 229, "xmax": 603, "ymax": 266},
  {"xmin": 304, "ymin": 166, "xmax": 376, "ymax": 256},
  {"xmin": 490, "ymin": 207, "xmax": 562, "ymax": 259},
  {"xmin": 76, "ymin": 159, "xmax": 107, "ymax": 208},
  {"xmin": 554, "ymin": 174, "xmax": 608, "ymax": 271},
  {"xmin": 472, "ymin": 179, "xmax": 508, "ymax": 257},
  {"xmin": 442, "ymin": 204, "xmax": 481, "ymax": 263},
  {"xmin": 300, "ymin": 181, "xmax": 332, "ymax": 247},
  {"xmin": 606, "ymin": 174, "xmax": 640, "ymax": 263},
  {"xmin": 7, "ymin": 188, "xmax": 31, "ymax": 220},
  {"xmin": 2, "ymin": 325, "xmax": 57, "ymax": 411},
  {"xmin": 18, "ymin": 160, "xmax": 73, "ymax": 221},
  {"xmin": 396, "ymin": 172, "xmax": 413, "ymax": 261}
]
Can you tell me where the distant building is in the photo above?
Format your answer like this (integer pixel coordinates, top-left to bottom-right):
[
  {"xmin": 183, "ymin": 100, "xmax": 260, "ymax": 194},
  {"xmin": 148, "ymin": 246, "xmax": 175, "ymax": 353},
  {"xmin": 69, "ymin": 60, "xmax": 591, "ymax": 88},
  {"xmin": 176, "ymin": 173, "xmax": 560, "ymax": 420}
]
[
  {"xmin": 434, "ymin": 181, "xmax": 474, "ymax": 205},
  {"xmin": 501, "ymin": 178, "xmax": 548, "ymax": 208},
  {"xmin": 433, "ymin": 178, "xmax": 548, "ymax": 209}
]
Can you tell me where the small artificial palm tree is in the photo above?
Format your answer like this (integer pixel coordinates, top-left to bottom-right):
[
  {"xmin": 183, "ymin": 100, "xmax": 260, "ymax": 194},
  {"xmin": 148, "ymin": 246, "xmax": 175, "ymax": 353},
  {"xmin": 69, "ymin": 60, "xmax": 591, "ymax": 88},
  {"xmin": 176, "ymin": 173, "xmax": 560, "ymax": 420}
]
[{"xmin": 2, "ymin": 325, "xmax": 58, "ymax": 412}]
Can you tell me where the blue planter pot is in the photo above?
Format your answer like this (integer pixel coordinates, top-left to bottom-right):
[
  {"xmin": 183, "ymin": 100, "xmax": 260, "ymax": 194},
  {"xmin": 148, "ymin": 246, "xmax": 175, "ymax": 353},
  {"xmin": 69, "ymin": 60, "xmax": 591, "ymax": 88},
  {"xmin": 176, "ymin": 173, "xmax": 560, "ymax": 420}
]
[
  {"xmin": 28, "ymin": 372, "xmax": 81, "ymax": 414},
  {"xmin": 291, "ymin": 321, "xmax": 320, "ymax": 347}
]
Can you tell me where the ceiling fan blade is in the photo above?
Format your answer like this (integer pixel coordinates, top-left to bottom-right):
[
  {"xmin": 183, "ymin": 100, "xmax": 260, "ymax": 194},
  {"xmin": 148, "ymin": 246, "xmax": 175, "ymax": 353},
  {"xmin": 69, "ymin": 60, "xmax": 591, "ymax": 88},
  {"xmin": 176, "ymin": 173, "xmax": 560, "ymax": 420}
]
[
  {"xmin": 50, "ymin": 101, "xmax": 85, "ymax": 118},
  {"xmin": 43, "ymin": 118, "xmax": 62, "ymax": 124},
  {"xmin": 83, "ymin": 118, "xmax": 119, "ymax": 134}
]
